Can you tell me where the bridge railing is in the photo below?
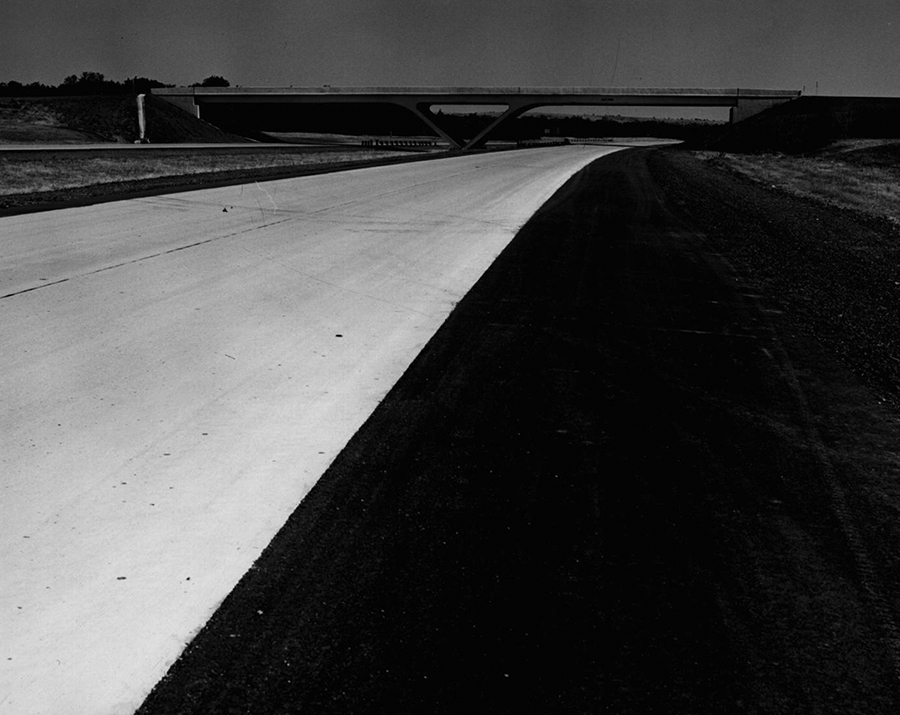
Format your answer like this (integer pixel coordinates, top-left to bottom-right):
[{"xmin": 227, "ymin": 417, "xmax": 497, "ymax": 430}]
[{"xmin": 361, "ymin": 138, "xmax": 439, "ymax": 148}]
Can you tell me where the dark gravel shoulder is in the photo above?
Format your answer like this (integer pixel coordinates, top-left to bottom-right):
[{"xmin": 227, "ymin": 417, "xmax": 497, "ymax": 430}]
[
  {"xmin": 648, "ymin": 147, "xmax": 900, "ymax": 706},
  {"xmin": 649, "ymin": 147, "xmax": 900, "ymax": 403},
  {"xmin": 134, "ymin": 147, "xmax": 900, "ymax": 714}
]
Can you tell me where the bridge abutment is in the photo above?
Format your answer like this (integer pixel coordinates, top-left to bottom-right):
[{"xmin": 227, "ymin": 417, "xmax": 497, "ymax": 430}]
[
  {"xmin": 730, "ymin": 95, "xmax": 797, "ymax": 124},
  {"xmin": 161, "ymin": 93, "xmax": 200, "ymax": 118}
]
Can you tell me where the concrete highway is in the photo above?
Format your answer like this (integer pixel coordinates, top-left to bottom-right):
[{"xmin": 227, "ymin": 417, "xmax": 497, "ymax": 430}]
[
  {"xmin": 0, "ymin": 146, "xmax": 622, "ymax": 714},
  {"xmin": 135, "ymin": 147, "xmax": 900, "ymax": 715}
]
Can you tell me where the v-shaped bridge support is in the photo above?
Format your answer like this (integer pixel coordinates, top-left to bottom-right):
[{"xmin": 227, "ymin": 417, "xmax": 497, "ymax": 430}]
[{"xmin": 395, "ymin": 98, "xmax": 536, "ymax": 151}]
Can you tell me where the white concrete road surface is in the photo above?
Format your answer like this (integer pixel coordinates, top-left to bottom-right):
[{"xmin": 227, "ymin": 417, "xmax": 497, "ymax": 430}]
[{"xmin": 0, "ymin": 145, "xmax": 622, "ymax": 714}]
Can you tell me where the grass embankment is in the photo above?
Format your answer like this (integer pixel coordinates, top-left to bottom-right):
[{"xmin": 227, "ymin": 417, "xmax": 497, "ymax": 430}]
[
  {"xmin": 693, "ymin": 97, "xmax": 900, "ymax": 226},
  {"xmin": 705, "ymin": 96, "xmax": 900, "ymax": 154},
  {"xmin": 0, "ymin": 94, "xmax": 252, "ymax": 144},
  {"xmin": 693, "ymin": 140, "xmax": 900, "ymax": 227},
  {"xmin": 0, "ymin": 149, "xmax": 411, "ymax": 197}
]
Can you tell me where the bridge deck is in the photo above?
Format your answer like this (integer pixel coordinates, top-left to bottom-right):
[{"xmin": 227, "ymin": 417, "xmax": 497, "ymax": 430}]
[{"xmin": 155, "ymin": 86, "xmax": 800, "ymax": 105}]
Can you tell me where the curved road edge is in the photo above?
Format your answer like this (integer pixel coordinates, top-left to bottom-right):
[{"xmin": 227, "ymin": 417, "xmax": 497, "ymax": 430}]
[{"xmin": 137, "ymin": 147, "xmax": 900, "ymax": 714}]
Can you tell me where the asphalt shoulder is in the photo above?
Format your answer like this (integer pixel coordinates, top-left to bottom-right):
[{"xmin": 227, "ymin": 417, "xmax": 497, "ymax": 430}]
[{"xmin": 137, "ymin": 148, "xmax": 900, "ymax": 714}]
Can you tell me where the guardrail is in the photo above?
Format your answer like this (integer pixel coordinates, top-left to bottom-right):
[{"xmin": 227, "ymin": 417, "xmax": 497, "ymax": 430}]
[
  {"xmin": 515, "ymin": 138, "xmax": 570, "ymax": 148},
  {"xmin": 361, "ymin": 139, "xmax": 439, "ymax": 147}
]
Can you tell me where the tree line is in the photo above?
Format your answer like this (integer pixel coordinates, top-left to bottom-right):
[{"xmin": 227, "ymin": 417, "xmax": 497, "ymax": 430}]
[{"xmin": 0, "ymin": 72, "xmax": 230, "ymax": 97}]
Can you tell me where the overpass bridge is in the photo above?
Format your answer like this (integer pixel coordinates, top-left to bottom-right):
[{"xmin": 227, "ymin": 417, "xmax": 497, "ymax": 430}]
[{"xmin": 153, "ymin": 86, "xmax": 801, "ymax": 150}]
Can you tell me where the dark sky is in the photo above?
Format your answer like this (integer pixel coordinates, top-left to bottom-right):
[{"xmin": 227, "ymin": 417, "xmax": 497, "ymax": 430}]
[{"xmin": 3, "ymin": 0, "xmax": 899, "ymax": 96}]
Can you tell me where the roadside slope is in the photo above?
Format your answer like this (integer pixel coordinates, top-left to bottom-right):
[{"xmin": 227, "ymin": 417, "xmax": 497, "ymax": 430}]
[
  {"xmin": 704, "ymin": 96, "xmax": 900, "ymax": 153},
  {"xmin": 137, "ymin": 148, "xmax": 900, "ymax": 713},
  {"xmin": 0, "ymin": 94, "xmax": 250, "ymax": 144}
]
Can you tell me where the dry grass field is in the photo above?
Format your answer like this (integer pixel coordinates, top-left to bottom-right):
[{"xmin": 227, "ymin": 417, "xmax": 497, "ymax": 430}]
[
  {"xmin": 696, "ymin": 140, "xmax": 900, "ymax": 227},
  {"xmin": 0, "ymin": 149, "xmax": 412, "ymax": 196}
]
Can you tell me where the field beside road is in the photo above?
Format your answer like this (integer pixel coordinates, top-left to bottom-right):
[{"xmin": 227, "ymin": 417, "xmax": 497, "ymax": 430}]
[
  {"xmin": 0, "ymin": 149, "xmax": 414, "ymax": 195},
  {"xmin": 696, "ymin": 139, "xmax": 900, "ymax": 227},
  {"xmin": 0, "ymin": 93, "xmax": 446, "ymax": 214},
  {"xmin": 0, "ymin": 146, "xmax": 445, "ymax": 214}
]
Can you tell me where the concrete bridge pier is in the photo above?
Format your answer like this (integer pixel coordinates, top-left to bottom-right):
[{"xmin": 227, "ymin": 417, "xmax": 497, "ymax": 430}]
[
  {"xmin": 397, "ymin": 99, "xmax": 551, "ymax": 151},
  {"xmin": 394, "ymin": 100, "xmax": 537, "ymax": 151},
  {"xmin": 392, "ymin": 100, "xmax": 463, "ymax": 150},
  {"xmin": 459, "ymin": 100, "xmax": 533, "ymax": 150}
]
